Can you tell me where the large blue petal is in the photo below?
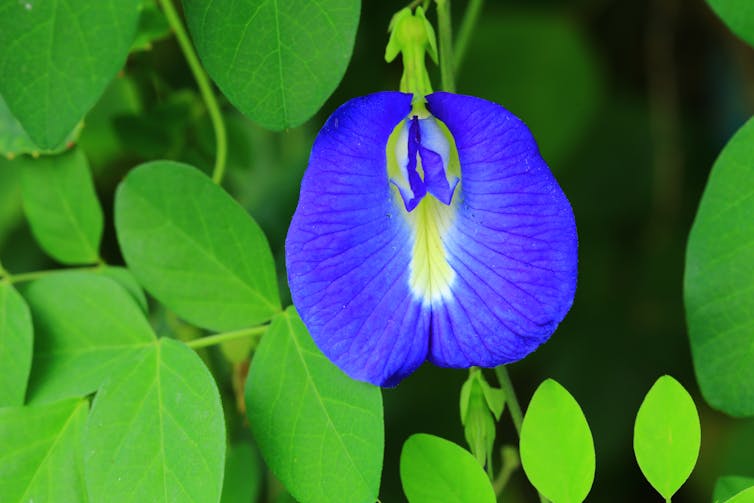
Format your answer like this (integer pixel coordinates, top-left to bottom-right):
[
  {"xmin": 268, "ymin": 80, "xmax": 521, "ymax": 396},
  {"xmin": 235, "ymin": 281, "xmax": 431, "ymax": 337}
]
[
  {"xmin": 286, "ymin": 92, "xmax": 429, "ymax": 386},
  {"xmin": 425, "ymin": 92, "xmax": 578, "ymax": 368}
]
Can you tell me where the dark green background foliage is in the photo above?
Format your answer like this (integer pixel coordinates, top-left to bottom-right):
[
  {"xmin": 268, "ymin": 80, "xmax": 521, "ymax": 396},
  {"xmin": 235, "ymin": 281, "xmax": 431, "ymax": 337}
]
[{"xmin": 1, "ymin": 0, "xmax": 754, "ymax": 502}]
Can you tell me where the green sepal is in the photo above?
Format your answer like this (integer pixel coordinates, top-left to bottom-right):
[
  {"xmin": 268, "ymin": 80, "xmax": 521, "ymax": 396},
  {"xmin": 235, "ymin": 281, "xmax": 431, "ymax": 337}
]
[{"xmin": 459, "ymin": 368, "xmax": 506, "ymax": 467}]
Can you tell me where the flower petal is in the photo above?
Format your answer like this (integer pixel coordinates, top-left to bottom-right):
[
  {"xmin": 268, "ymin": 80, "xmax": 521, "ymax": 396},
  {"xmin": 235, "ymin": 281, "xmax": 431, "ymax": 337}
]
[
  {"xmin": 286, "ymin": 92, "xmax": 429, "ymax": 386},
  {"xmin": 425, "ymin": 92, "xmax": 578, "ymax": 368}
]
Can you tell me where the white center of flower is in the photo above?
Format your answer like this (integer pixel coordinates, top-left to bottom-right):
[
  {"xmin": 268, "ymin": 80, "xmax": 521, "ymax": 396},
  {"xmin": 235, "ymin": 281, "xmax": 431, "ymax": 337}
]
[
  {"xmin": 387, "ymin": 116, "xmax": 459, "ymax": 306},
  {"xmin": 406, "ymin": 195, "xmax": 456, "ymax": 306}
]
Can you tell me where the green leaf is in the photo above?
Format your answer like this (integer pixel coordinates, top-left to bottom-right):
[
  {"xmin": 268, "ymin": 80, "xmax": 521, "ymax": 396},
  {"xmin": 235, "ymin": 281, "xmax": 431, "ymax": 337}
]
[
  {"xmin": 458, "ymin": 8, "xmax": 602, "ymax": 165},
  {"xmin": 707, "ymin": 0, "xmax": 754, "ymax": 48},
  {"xmin": 20, "ymin": 148, "xmax": 103, "ymax": 265},
  {"xmin": 0, "ymin": 282, "xmax": 33, "ymax": 407},
  {"xmin": 221, "ymin": 441, "xmax": 263, "ymax": 503},
  {"xmin": 84, "ymin": 338, "xmax": 226, "ymax": 502},
  {"xmin": 685, "ymin": 117, "xmax": 754, "ymax": 416},
  {"xmin": 182, "ymin": 0, "xmax": 360, "ymax": 130},
  {"xmin": 97, "ymin": 266, "xmax": 149, "ymax": 313},
  {"xmin": 0, "ymin": 0, "xmax": 141, "ymax": 148},
  {"xmin": 77, "ymin": 75, "xmax": 142, "ymax": 168},
  {"xmin": 715, "ymin": 476, "xmax": 754, "ymax": 503},
  {"xmin": 520, "ymin": 379, "xmax": 595, "ymax": 503},
  {"xmin": 634, "ymin": 376, "xmax": 701, "ymax": 499},
  {"xmin": 399, "ymin": 433, "xmax": 495, "ymax": 503},
  {"xmin": 724, "ymin": 487, "xmax": 754, "ymax": 503},
  {"xmin": 131, "ymin": 0, "xmax": 171, "ymax": 52},
  {"xmin": 24, "ymin": 272, "xmax": 154, "ymax": 403},
  {"xmin": 0, "ymin": 94, "xmax": 81, "ymax": 158},
  {"xmin": 246, "ymin": 307, "xmax": 383, "ymax": 503},
  {"xmin": 115, "ymin": 161, "xmax": 280, "ymax": 331},
  {"xmin": 0, "ymin": 398, "xmax": 88, "ymax": 502}
]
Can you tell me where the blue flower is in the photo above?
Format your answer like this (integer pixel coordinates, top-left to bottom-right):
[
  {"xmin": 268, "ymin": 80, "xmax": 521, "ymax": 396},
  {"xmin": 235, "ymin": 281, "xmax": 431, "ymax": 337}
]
[{"xmin": 286, "ymin": 91, "xmax": 577, "ymax": 386}]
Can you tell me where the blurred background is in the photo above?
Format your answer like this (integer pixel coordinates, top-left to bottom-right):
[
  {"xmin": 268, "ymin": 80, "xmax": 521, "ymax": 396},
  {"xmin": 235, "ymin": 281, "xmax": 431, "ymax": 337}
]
[{"xmin": 2, "ymin": 0, "xmax": 754, "ymax": 501}]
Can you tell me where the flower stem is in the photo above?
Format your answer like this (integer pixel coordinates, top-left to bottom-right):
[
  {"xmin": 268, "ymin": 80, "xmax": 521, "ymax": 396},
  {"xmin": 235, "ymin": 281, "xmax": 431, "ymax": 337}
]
[
  {"xmin": 186, "ymin": 325, "xmax": 268, "ymax": 350},
  {"xmin": 158, "ymin": 0, "xmax": 228, "ymax": 185},
  {"xmin": 435, "ymin": 0, "xmax": 456, "ymax": 92},
  {"xmin": 453, "ymin": 0, "xmax": 483, "ymax": 72},
  {"xmin": 494, "ymin": 365, "xmax": 549, "ymax": 503}
]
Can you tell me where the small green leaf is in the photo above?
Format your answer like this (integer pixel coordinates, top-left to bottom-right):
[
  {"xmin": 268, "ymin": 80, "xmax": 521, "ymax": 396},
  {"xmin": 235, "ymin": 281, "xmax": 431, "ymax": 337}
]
[
  {"xmin": 399, "ymin": 433, "xmax": 496, "ymax": 503},
  {"xmin": 0, "ymin": 0, "xmax": 141, "ymax": 148},
  {"xmin": 715, "ymin": 476, "xmax": 754, "ymax": 503},
  {"xmin": 520, "ymin": 379, "xmax": 595, "ymax": 503},
  {"xmin": 221, "ymin": 441, "xmax": 263, "ymax": 503},
  {"xmin": 24, "ymin": 272, "xmax": 154, "ymax": 403},
  {"xmin": 707, "ymin": 0, "xmax": 754, "ymax": 48},
  {"xmin": 634, "ymin": 375, "xmax": 700, "ymax": 500},
  {"xmin": 84, "ymin": 338, "xmax": 226, "ymax": 502},
  {"xmin": 20, "ymin": 148, "xmax": 103, "ymax": 265},
  {"xmin": 246, "ymin": 307, "xmax": 383, "ymax": 503},
  {"xmin": 724, "ymin": 487, "xmax": 754, "ymax": 503},
  {"xmin": 0, "ymin": 398, "xmax": 88, "ymax": 502},
  {"xmin": 0, "ymin": 282, "xmax": 33, "ymax": 407},
  {"xmin": 182, "ymin": 0, "xmax": 360, "ymax": 130},
  {"xmin": 684, "ymin": 117, "xmax": 754, "ymax": 416},
  {"xmin": 115, "ymin": 161, "xmax": 280, "ymax": 331}
]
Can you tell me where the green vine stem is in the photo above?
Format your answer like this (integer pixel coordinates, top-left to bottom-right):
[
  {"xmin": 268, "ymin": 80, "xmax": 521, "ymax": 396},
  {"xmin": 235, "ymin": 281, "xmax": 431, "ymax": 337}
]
[
  {"xmin": 435, "ymin": 0, "xmax": 456, "ymax": 92},
  {"xmin": 453, "ymin": 0, "xmax": 483, "ymax": 72},
  {"xmin": 158, "ymin": 0, "xmax": 228, "ymax": 185},
  {"xmin": 186, "ymin": 325, "xmax": 268, "ymax": 350}
]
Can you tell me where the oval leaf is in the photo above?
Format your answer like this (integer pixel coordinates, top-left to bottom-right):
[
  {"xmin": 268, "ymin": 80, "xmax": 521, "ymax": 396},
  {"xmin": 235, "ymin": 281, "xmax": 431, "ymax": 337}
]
[
  {"xmin": 685, "ymin": 117, "xmax": 754, "ymax": 416},
  {"xmin": 115, "ymin": 161, "xmax": 280, "ymax": 331},
  {"xmin": 0, "ymin": 0, "xmax": 141, "ymax": 148},
  {"xmin": 707, "ymin": 0, "xmax": 754, "ymax": 48},
  {"xmin": 0, "ymin": 282, "xmax": 33, "ymax": 407},
  {"xmin": 24, "ymin": 272, "xmax": 155, "ymax": 403},
  {"xmin": 634, "ymin": 375, "xmax": 700, "ymax": 500},
  {"xmin": 399, "ymin": 433, "xmax": 495, "ymax": 503},
  {"xmin": 182, "ymin": 0, "xmax": 360, "ymax": 130},
  {"xmin": 246, "ymin": 307, "xmax": 383, "ymax": 503},
  {"xmin": 20, "ymin": 148, "xmax": 103, "ymax": 265},
  {"xmin": 84, "ymin": 338, "xmax": 226, "ymax": 503},
  {"xmin": 715, "ymin": 476, "xmax": 754, "ymax": 503},
  {"xmin": 520, "ymin": 378, "xmax": 595, "ymax": 503},
  {"xmin": 0, "ymin": 398, "xmax": 88, "ymax": 502}
]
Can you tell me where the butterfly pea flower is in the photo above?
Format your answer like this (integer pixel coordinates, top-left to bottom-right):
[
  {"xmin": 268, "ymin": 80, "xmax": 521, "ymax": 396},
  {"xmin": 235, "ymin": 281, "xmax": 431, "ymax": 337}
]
[{"xmin": 285, "ymin": 9, "xmax": 577, "ymax": 387}]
